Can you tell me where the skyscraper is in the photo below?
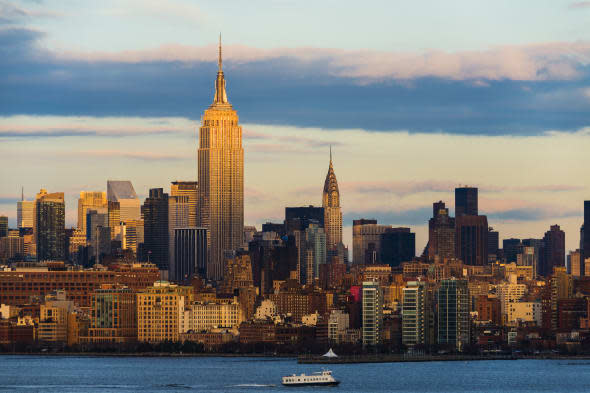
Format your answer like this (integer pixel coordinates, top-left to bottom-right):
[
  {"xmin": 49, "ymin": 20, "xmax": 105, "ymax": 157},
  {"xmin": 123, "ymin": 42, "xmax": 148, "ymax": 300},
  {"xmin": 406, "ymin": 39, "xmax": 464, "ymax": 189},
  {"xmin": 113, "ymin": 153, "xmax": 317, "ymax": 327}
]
[
  {"xmin": 285, "ymin": 206, "xmax": 324, "ymax": 233},
  {"xmin": 427, "ymin": 201, "xmax": 455, "ymax": 261},
  {"xmin": 35, "ymin": 189, "xmax": 65, "ymax": 261},
  {"xmin": 455, "ymin": 186, "xmax": 478, "ymax": 217},
  {"xmin": 437, "ymin": 279, "xmax": 470, "ymax": 350},
  {"xmin": 503, "ymin": 238, "xmax": 522, "ymax": 263},
  {"xmin": 352, "ymin": 219, "xmax": 390, "ymax": 265},
  {"xmin": 142, "ymin": 188, "xmax": 169, "ymax": 271},
  {"xmin": 402, "ymin": 281, "xmax": 431, "ymax": 346},
  {"xmin": 197, "ymin": 37, "xmax": 244, "ymax": 281},
  {"xmin": 107, "ymin": 181, "xmax": 141, "ymax": 222},
  {"xmin": 171, "ymin": 181, "xmax": 198, "ymax": 227},
  {"xmin": 17, "ymin": 195, "xmax": 34, "ymax": 229},
  {"xmin": 77, "ymin": 191, "xmax": 107, "ymax": 236},
  {"xmin": 322, "ymin": 149, "xmax": 342, "ymax": 251},
  {"xmin": 541, "ymin": 225, "xmax": 565, "ymax": 277},
  {"xmin": 583, "ymin": 201, "xmax": 590, "ymax": 271},
  {"xmin": 174, "ymin": 227, "xmax": 208, "ymax": 281},
  {"xmin": 168, "ymin": 195, "xmax": 189, "ymax": 279},
  {"xmin": 455, "ymin": 215, "xmax": 488, "ymax": 266},
  {"xmin": 379, "ymin": 227, "xmax": 415, "ymax": 267},
  {"xmin": 362, "ymin": 280, "xmax": 383, "ymax": 346},
  {"xmin": 0, "ymin": 216, "xmax": 7, "ymax": 238},
  {"xmin": 487, "ymin": 227, "xmax": 499, "ymax": 259}
]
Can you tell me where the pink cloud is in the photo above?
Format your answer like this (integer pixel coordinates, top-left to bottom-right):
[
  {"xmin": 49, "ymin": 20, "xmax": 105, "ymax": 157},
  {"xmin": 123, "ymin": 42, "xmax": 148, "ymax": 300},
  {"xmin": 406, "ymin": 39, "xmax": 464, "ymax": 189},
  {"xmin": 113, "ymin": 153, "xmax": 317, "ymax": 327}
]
[
  {"xmin": 54, "ymin": 41, "xmax": 590, "ymax": 82},
  {"xmin": 569, "ymin": 2, "xmax": 590, "ymax": 9}
]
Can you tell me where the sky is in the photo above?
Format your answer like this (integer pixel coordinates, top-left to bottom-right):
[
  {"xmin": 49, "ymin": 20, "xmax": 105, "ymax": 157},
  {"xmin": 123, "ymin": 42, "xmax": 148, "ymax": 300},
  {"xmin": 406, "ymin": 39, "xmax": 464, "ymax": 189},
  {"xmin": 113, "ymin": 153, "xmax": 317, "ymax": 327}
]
[{"xmin": 0, "ymin": 0, "xmax": 589, "ymax": 254}]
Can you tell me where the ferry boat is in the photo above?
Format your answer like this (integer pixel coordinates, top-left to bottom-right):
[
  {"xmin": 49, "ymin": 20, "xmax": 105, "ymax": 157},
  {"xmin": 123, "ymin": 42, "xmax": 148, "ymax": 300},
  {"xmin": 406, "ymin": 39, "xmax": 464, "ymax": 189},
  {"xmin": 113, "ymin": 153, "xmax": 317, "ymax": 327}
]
[{"xmin": 282, "ymin": 370, "xmax": 340, "ymax": 387}]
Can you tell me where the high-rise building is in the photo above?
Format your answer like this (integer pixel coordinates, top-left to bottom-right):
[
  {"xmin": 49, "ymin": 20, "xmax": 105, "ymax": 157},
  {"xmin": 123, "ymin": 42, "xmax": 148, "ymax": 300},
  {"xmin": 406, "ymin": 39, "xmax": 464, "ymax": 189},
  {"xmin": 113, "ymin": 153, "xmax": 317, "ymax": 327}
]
[
  {"xmin": 168, "ymin": 195, "xmax": 189, "ymax": 279},
  {"xmin": 455, "ymin": 215, "xmax": 488, "ymax": 266},
  {"xmin": 517, "ymin": 246, "xmax": 538, "ymax": 277},
  {"xmin": 583, "ymin": 201, "xmax": 590, "ymax": 272},
  {"xmin": 17, "ymin": 199, "xmax": 34, "ymax": 229},
  {"xmin": 35, "ymin": 189, "xmax": 65, "ymax": 261},
  {"xmin": 107, "ymin": 181, "xmax": 141, "ymax": 222},
  {"xmin": 86, "ymin": 209, "xmax": 109, "ymax": 264},
  {"xmin": 455, "ymin": 187, "xmax": 478, "ymax": 217},
  {"xmin": 503, "ymin": 238, "xmax": 521, "ymax": 263},
  {"xmin": 322, "ymin": 149, "xmax": 342, "ymax": 251},
  {"xmin": 487, "ymin": 227, "xmax": 499, "ymax": 260},
  {"xmin": 197, "ymin": 38, "xmax": 244, "ymax": 281},
  {"xmin": 352, "ymin": 219, "xmax": 390, "ymax": 265},
  {"xmin": 541, "ymin": 225, "xmax": 565, "ymax": 277},
  {"xmin": 522, "ymin": 238, "xmax": 544, "ymax": 276},
  {"xmin": 171, "ymin": 181, "xmax": 198, "ymax": 227},
  {"xmin": 303, "ymin": 222, "xmax": 326, "ymax": 284},
  {"xmin": 0, "ymin": 216, "xmax": 7, "ymax": 238},
  {"xmin": 362, "ymin": 280, "xmax": 383, "ymax": 346},
  {"xmin": 87, "ymin": 284, "xmax": 137, "ymax": 344},
  {"xmin": 427, "ymin": 201, "xmax": 455, "ymax": 260},
  {"xmin": 568, "ymin": 250, "xmax": 582, "ymax": 277},
  {"xmin": 402, "ymin": 281, "xmax": 431, "ymax": 346},
  {"xmin": 437, "ymin": 279, "xmax": 470, "ymax": 350},
  {"xmin": 142, "ymin": 188, "xmax": 169, "ymax": 271},
  {"xmin": 285, "ymin": 206, "xmax": 324, "ymax": 233},
  {"xmin": 77, "ymin": 191, "xmax": 107, "ymax": 236},
  {"xmin": 173, "ymin": 227, "xmax": 208, "ymax": 282},
  {"xmin": 380, "ymin": 227, "xmax": 415, "ymax": 267},
  {"xmin": 107, "ymin": 201, "xmax": 120, "ymax": 240}
]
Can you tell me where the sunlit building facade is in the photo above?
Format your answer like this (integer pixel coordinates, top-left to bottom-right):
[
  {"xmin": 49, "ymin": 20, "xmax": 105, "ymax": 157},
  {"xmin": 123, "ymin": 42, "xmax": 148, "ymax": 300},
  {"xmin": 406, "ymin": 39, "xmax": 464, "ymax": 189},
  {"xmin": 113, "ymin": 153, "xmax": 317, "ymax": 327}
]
[
  {"xmin": 322, "ymin": 150, "xmax": 342, "ymax": 251},
  {"xmin": 78, "ymin": 191, "xmax": 107, "ymax": 237},
  {"xmin": 197, "ymin": 38, "xmax": 244, "ymax": 281}
]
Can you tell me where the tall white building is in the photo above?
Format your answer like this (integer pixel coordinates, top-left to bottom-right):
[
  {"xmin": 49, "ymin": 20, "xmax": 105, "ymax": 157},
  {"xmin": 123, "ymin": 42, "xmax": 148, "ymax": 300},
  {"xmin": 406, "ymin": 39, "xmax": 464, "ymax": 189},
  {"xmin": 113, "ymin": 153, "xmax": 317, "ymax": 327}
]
[{"xmin": 362, "ymin": 280, "xmax": 383, "ymax": 346}]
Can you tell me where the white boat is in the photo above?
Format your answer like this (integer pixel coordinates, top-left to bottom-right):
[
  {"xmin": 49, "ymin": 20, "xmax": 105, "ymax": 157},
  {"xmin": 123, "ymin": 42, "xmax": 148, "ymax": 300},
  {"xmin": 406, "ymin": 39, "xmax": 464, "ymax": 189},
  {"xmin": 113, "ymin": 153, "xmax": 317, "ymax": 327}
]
[{"xmin": 282, "ymin": 370, "xmax": 340, "ymax": 387}]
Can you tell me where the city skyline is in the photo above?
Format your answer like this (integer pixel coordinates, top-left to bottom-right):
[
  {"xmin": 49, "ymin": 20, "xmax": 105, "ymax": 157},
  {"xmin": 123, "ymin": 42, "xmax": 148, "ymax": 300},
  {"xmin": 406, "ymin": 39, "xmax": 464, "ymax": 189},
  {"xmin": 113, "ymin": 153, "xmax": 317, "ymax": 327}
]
[{"xmin": 1, "ymin": 1, "xmax": 589, "ymax": 254}]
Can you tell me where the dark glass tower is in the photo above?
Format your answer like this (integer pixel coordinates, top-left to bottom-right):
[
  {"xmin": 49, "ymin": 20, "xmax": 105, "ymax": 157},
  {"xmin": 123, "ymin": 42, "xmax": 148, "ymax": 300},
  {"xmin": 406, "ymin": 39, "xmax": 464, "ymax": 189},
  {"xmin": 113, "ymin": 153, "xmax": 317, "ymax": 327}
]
[
  {"xmin": 379, "ymin": 227, "xmax": 415, "ymax": 267},
  {"xmin": 455, "ymin": 187, "xmax": 478, "ymax": 217},
  {"xmin": 36, "ymin": 192, "xmax": 65, "ymax": 261},
  {"xmin": 541, "ymin": 225, "xmax": 565, "ymax": 277},
  {"xmin": 142, "ymin": 188, "xmax": 169, "ymax": 271},
  {"xmin": 173, "ymin": 227, "xmax": 207, "ymax": 282},
  {"xmin": 455, "ymin": 215, "xmax": 488, "ymax": 266}
]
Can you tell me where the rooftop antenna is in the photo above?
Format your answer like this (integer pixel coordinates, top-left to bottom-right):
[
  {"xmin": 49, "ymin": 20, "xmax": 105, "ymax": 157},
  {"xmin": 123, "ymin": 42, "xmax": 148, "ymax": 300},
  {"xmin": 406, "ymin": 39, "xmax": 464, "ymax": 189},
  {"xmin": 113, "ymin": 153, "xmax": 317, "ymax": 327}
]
[{"xmin": 21, "ymin": 186, "xmax": 24, "ymax": 201}]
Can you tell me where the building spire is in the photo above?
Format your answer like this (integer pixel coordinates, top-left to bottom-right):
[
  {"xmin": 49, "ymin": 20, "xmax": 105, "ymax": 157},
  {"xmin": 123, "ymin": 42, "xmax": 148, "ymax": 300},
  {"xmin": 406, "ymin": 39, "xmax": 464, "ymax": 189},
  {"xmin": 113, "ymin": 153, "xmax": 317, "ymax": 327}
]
[
  {"xmin": 329, "ymin": 145, "xmax": 332, "ymax": 164},
  {"xmin": 21, "ymin": 186, "xmax": 24, "ymax": 201},
  {"xmin": 218, "ymin": 33, "xmax": 222, "ymax": 72},
  {"xmin": 212, "ymin": 34, "xmax": 229, "ymax": 106}
]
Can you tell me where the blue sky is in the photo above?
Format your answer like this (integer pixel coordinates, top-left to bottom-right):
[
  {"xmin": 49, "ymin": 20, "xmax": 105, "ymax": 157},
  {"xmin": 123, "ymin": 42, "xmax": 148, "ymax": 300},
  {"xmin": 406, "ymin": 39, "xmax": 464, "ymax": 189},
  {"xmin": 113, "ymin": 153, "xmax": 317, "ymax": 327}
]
[{"xmin": 0, "ymin": 0, "xmax": 589, "ymax": 252}]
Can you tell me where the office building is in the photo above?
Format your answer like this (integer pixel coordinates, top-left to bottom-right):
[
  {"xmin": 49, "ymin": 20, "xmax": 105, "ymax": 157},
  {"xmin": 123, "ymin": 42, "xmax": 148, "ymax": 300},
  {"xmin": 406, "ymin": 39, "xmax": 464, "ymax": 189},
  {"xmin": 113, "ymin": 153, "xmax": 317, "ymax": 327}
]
[
  {"xmin": 427, "ymin": 201, "xmax": 455, "ymax": 260},
  {"xmin": 187, "ymin": 302, "xmax": 243, "ymax": 330},
  {"xmin": 487, "ymin": 227, "xmax": 499, "ymax": 259},
  {"xmin": 173, "ymin": 227, "xmax": 208, "ymax": 282},
  {"xmin": 107, "ymin": 180, "xmax": 141, "ymax": 222},
  {"xmin": 17, "ymin": 199, "xmax": 34, "ymax": 229},
  {"xmin": 137, "ymin": 281, "xmax": 192, "ymax": 342},
  {"xmin": 568, "ymin": 250, "xmax": 583, "ymax": 277},
  {"xmin": 77, "ymin": 191, "xmax": 107, "ymax": 236},
  {"xmin": 87, "ymin": 285, "xmax": 137, "ymax": 343},
  {"xmin": 352, "ymin": 219, "xmax": 391, "ymax": 265},
  {"xmin": 517, "ymin": 246, "xmax": 538, "ymax": 277},
  {"xmin": 285, "ymin": 206, "xmax": 324, "ymax": 233},
  {"xmin": 168, "ymin": 195, "xmax": 190, "ymax": 279},
  {"xmin": 171, "ymin": 181, "xmax": 198, "ymax": 227},
  {"xmin": 0, "ymin": 216, "xmax": 7, "ymax": 238},
  {"xmin": 107, "ymin": 201, "xmax": 120, "ymax": 240},
  {"xmin": 35, "ymin": 189, "xmax": 65, "ymax": 261},
  {"xmin": 380, "ymin": 227, "xmax": 415, "ymax": 267},
  {"xmin": 402, "ymin": 281, "xmax": 431, "ymax": 346},
  {"xmin": 503, "ymin": 238, "xmax": 521, "ymax": 263},
  {"xmin": 322, "ymin": 149, "xmax": 342, "ymax": 251},
  {"xmin": 197, "ymin": 39, "xmax": 244, "ymax": 281},
  {"xmin": 455, "ymin": 215, "xmax": 488, "ymax": 266},
  {"xmin": 142, "ymin": 188, "xmax": 169, "ymax": 271},
  {"xmin": 541, "ymin": 225, "xmax": 565, "ymax": 277},
  {"xmin": 362, "ymin": 280, "xmax": 383, "ymax": 346},
  {"xmin": 437, "ymin": 279, "xmax": 470, "ymax": 350},
  {"xmin": 455, "ymin": 187, "xmax": 478, "ymax": 217},
  {"xmin": 303, "ymin": 223, "xmax": 327, "ymax": 284}
]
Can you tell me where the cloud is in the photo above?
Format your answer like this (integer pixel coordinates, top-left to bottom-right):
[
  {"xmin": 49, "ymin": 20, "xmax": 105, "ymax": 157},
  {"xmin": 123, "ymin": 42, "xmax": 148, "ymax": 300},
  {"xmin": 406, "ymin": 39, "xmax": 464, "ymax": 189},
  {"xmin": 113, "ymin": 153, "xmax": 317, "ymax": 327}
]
[
  {"xmin": 0, "ymin": 2, "xmax": 60, "ymax": 25},
  {"xmin": 569, "ymin": 2, "xmax": 590, "ymax": 9},
  {"xmin": 2, "ymin": 27, "xmax": 590, "ymax": 135},
  {"xmin": 54, "ymin": 41, "xmax": 590, "ymax": 82},
  {"xmin": 81, "ymin": 149, "xmax": 191, "ymax": 161}
]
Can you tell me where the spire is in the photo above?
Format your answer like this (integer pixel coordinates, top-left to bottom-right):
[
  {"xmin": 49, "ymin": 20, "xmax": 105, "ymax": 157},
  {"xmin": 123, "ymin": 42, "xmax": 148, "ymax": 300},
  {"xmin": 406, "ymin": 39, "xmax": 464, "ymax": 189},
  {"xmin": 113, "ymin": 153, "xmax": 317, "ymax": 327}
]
[
  {"xmin": 218, "ymin": 33, "xmax": 222, "ymax": 72},
  {"xmin": 212, "ymin": 34, "xmax": 229, "ymax": 106},
  {"xmin": 323, "ymin": 147, "xmax": 339, "ymax": 207},
  {"xmin": 21, "ymin": 186, "xmax": 24, "ymax": 201}
]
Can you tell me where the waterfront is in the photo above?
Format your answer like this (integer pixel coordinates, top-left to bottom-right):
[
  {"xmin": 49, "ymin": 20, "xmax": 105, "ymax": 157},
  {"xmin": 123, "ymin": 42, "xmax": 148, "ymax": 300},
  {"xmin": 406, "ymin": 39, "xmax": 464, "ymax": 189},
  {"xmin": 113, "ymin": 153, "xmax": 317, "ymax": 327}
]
[{"xmin": 2, "ymin": 356, "xmax": 590, "ymax": 392}]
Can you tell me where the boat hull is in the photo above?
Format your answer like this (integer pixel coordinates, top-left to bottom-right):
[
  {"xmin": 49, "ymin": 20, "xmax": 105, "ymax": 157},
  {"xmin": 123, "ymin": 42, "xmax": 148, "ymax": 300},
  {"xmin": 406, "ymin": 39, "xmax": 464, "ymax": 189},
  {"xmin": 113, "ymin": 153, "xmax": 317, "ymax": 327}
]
[{"xmin": 282, "ymin": 381, "xmax": 340, "ymax": 387}]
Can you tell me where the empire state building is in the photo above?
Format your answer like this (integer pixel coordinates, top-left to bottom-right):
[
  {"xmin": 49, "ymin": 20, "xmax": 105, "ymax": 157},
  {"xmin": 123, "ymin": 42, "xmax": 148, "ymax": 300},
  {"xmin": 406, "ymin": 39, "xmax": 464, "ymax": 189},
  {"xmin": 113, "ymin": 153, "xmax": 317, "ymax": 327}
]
[{"xmin": 197, "ymin": 37, "xmax": 244, "ymax": 280}]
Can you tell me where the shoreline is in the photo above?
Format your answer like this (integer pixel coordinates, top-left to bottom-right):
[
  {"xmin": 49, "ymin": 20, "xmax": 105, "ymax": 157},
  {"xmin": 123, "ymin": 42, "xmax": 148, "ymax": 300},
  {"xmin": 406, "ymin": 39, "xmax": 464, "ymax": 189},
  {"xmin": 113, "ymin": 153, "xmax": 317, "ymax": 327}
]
[{"xmin": 3, "ymin": 352, "xmax": 590, "ymax": 363}]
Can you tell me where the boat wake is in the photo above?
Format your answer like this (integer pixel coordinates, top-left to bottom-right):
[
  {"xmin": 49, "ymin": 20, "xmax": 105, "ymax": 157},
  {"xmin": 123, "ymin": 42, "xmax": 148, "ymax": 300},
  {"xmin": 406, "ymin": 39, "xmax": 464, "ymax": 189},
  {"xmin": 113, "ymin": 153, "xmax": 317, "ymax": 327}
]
[{"xmin": 229, "ymin": 383, "xmax": 276, "ymax": 388}]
